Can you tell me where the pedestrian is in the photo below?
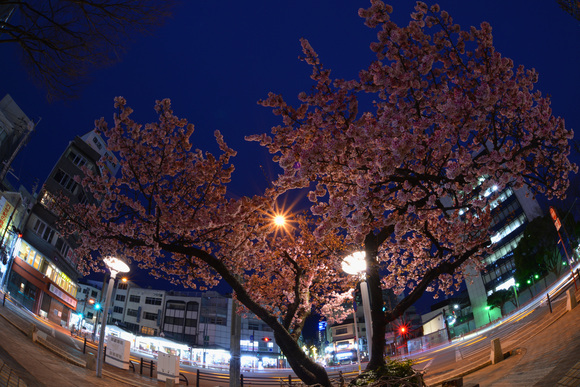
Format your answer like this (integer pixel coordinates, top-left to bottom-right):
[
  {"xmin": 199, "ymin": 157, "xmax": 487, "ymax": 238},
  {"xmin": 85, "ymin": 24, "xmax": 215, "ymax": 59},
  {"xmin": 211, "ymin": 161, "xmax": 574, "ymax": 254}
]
[{"xmin": 70, "ymin": 324, "xmax": 76, "ymax": 336}]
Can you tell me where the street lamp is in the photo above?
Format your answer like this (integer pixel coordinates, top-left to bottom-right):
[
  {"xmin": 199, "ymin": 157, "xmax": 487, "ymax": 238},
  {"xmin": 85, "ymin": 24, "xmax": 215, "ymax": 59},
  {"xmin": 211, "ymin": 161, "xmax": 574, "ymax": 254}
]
[
  {"xmin": 96, "ymin": 256, "xmax": 130, "ymax": 378},
  {"xmin": 512, "ymin": 283, "xmax": 520, "ymax": 308},
  {"xmin": 342, "ymin": 251, "xmax": 373, "ymax": 361}
]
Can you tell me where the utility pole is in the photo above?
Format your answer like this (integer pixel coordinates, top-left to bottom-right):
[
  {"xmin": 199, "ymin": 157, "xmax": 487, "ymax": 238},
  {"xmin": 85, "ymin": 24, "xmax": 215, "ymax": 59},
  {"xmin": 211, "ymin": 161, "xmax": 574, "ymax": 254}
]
[{"xmin": 229, "ymin": 296, "xmax": 242, "ymax": 387}]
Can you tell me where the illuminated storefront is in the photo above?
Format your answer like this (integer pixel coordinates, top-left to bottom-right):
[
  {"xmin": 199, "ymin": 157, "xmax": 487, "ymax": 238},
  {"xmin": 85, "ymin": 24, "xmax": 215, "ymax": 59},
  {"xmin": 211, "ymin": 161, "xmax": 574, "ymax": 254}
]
[{"xmin": 6, "ymin": 240, "xmax": 78, "ymax": 326}]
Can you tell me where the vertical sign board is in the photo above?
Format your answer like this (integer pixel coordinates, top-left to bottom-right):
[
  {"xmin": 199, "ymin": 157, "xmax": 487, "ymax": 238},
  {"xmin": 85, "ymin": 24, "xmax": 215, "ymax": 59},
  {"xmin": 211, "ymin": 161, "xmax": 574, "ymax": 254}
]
[
  {"xmin": 550, "ymin": 206, "xmax": 561, "ymax": 231},
  {"xmin": 105, "ymin": 335, "xmax": 131, "ymax": 370},
  {"xmin": 0, "ymin": 197, "xmax": 14, "ymax": 239},
  {"xmin": 157, "ymin": 352, "xmax": 180, "ymax": 383}
]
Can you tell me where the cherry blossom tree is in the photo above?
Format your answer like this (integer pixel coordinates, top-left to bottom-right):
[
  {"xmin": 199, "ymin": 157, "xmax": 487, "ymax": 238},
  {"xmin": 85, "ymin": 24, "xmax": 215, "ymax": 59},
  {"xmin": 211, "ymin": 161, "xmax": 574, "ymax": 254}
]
[
  {"xmin": 54, "ymin": 97, "xmax": 352, "ymax": 386},
  {"xmin": 249, "ymin": 1, "xmax": 576, "ymax": 370}
]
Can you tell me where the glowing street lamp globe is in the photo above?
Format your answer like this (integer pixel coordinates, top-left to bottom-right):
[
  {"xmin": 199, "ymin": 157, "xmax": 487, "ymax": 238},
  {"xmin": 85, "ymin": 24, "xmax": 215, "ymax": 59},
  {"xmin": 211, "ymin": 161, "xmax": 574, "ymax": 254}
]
[
  {"xmin": 342, "ymin": 251, "xmax": 366, "ymax": 275},
  {"xmin": 103, "ymin": 256, "xmax": 130, "ymax": 278}
]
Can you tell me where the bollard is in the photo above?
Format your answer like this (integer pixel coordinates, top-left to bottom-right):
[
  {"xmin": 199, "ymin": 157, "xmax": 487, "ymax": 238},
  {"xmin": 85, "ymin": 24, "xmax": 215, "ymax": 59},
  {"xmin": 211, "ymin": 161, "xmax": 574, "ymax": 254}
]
[
  {"xmin": 3, "ymin": 293, "xmax": 6, "ymax": 306},
  {"xmin": 567, "ymin": 288, "xmax": 577, "ymax": 311},
  {"xmin": 288, "ymin": 375, "xmax": 292, "ymax": 386},
  {"xmin": 240, "ymin": 374, "xmax": 244, "ymax": 387},
  {"xmin": 29, "ymin": 324, "xmax": 38, "ymax": 342},
  {"xmin": 490, "ymin": 338, "xmax": 503, "ymax": 364},
  {"xmin": 83, "ymin": 337, "xmax": 87, "ymax": 354},
  {"xmin": 150, "ymin": 359, "xmax": 154, "ymax": 378},
  {"xmin": 196, "ymin": 369, "xmax": 200, "ymax": 387},
  {"xmin": 86, "ymin": 352, "xmax": 97, "ymax": 370},
  {"xmin": 140, "ymin": 358, "xmax": 144, "ymax": 375},
  {"xmin": 547, "ymin": 293, "xmax": 553, "ymax": 314}
]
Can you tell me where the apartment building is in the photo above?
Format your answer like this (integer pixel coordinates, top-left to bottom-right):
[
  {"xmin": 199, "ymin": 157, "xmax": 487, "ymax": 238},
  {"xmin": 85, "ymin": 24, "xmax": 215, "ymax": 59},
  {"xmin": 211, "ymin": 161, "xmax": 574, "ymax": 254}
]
[{"xmin": 3, "ymin": 130, "xmax": 118, "ymax": 326}]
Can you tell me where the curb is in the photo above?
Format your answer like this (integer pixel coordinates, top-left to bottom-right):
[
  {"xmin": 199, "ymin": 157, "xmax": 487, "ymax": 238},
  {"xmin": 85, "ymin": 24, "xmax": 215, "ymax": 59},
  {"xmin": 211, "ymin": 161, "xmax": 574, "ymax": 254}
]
[
  {"xmin": 34, "ymin": 337, "xmax": 86, "ymax": 368},
  {"xmin": 426, "ymin": 348, "xmax": 525, "ymax": 387}
]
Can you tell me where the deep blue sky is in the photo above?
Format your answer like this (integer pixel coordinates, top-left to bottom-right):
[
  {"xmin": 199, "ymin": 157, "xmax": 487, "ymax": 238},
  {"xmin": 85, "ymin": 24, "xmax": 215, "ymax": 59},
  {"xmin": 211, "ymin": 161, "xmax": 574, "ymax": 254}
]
[
  {"xmin": 1, "ymin": 1, "xmax": 579, "ymax": 305},
  {"xmin": 2, "ymin": 1, "xmax": 579, "ymax": 196}
]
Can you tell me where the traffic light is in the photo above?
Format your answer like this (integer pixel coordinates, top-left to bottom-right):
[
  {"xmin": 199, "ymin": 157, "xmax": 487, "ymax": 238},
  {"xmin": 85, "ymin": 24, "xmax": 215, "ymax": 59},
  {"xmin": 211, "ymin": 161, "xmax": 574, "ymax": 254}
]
[
  {"xmin": 398, "ymin": 324, "xmax": 409, "ymax": 336},
  {"xmin": 262, "ymin": 337, "xmax": 270, "ymax": 342}
]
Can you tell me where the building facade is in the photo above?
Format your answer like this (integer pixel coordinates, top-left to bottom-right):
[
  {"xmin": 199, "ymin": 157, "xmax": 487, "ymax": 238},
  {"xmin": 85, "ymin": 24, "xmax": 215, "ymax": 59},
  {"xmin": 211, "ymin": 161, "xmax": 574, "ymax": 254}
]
[
  {"xmin": 465, "ymin": 185, "xmax": 542, "ymax": 328},
  {"xmin": 3, "ymin": 130, "xmax": 117, "ymax": 327}
]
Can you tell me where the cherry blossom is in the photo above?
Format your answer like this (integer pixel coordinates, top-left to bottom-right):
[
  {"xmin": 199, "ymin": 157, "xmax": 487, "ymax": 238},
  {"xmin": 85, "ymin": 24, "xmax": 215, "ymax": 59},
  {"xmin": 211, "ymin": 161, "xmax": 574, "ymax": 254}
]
[
  {"xmin": 249, "ymin": 0, "xmax": 576, "ymax": 370},
  {"xmin": 54, "ymin": 97, "xmax": 352, "ymax": 386}
]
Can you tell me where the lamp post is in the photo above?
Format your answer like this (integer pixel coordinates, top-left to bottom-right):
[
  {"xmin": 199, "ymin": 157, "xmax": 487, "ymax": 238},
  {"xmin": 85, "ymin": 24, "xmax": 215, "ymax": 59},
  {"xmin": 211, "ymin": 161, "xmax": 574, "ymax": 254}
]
[
  {"xmin": 342, "ymin": 251, "xmax": 373, "ymax": 361},
  {"xmin": 512, "ymin": 283, "xmax": 520, "ymax": 308},
  {"xmin": 96, "ymin": 256, "xmax": 130, "ymax": 378}
]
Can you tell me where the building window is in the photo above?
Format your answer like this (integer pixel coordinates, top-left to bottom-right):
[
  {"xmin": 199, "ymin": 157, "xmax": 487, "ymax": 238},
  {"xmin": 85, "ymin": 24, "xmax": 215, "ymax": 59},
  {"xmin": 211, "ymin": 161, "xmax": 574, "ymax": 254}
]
[
  {"xmin": 129, "ymin": 295, "xmax": 140, "ymax": 303},
  {"xmin": 141, "ymin": 326, "xmax": 156, "ymax": 336},
  {"xmin": 53, "ymin": 169, "xmax": 78, "ymax": 193},
  {"xmin": 55, "ymin": 238, "xmax": 70, "ymax": 257},
  {"xmin": 335, "ymin": 327, "xmax": 348, "ymax": 335},
  {"xmin": 115, "ymin": 294, "xmax": 126, "ymax": 302},
  {"xmin": 143, "ymin": 312, "xmax": 157, "ymax": 321},
  {"xmin": 113, "ymin": 306, "xmax": 123, "ymax": 314},
  {"xmin": 32, "ymin": 218, "xmax": 56, "ymax": 243},
  {"xmin": 145, "ymin": 297, "xmax": 162, "ymax": 305},
  {"xmin": 91, "ymin": 290, "xmax": 97, "ymax": 297},
  {"xmin": 40, "ymin": 191, "xmax": 56, "ymax": 209},
  {"xmin": 117, "ymin": 283, "xmax": 128, "ymax": 290},
  {"xmin": 92, "ymin": 136, "xmax": 103, "ymax": 150},
  {"xmin": 127, "ymin": 309, "xmax": 139, "ymax": 317},
  {"xmin": 67, "ymin": 149, "xmax": 88, "ymax": 168},
  {"xmin": 77, "ymin": 189, "xmax": 88, "ymax": 205},
  {"xmin": 248, "ymin": 323, "xmax": 259, "ymax": 330},
  {"xmin": 0, "ymin": 128, "xmax": 7, "ymax": 144}
]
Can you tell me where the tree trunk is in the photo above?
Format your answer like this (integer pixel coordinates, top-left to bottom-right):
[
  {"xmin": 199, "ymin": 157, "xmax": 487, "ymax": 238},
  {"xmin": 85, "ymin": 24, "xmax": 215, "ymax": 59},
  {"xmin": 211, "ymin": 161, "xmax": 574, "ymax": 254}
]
[
  {"xmin": 273, "ymin": 330, "xmax": 331, "ymax": 387},
  {"xmin": 365, "ymin": 241, "xmax": 387, "ymax": 371}
]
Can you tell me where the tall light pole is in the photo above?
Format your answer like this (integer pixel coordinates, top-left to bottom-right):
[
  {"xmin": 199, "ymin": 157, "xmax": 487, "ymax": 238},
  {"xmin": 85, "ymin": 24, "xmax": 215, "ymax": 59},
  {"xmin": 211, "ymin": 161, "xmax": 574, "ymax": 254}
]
[
  {"xmin": 512, "ymin": 283, "xmax": 520, "ymax": 308},
  {"xmin": 342, "ymin": 251, "xmax": 373, "ymax": 361},
  {"xmin": 96, "ymin": 256, "xmax": 130, "ymax": 378}
]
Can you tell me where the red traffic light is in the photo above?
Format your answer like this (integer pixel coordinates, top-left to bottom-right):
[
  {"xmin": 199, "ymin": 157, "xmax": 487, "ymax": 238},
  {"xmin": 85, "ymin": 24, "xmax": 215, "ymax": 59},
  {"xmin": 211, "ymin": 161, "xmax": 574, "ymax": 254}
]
[
  {"xmin": 398, "ymin": 323, "xmax": 409, "ymax": 335},
  {"xmin": 263, "ymin": 337, "xmax": 270, "ymax": 342}
]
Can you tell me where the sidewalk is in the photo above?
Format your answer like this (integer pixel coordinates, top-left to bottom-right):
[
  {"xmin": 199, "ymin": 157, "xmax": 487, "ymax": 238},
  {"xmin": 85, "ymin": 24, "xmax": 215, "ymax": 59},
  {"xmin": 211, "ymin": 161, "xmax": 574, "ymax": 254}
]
[
  {"xmin": 0, "ymin": 299, "xmax": 158, "ymax": 386},
  {"xmin": 461, "ymin": 298, "xmax": 580, "ymax": 387},
  {"xmin": 427, "ymin": 289, "xmax": 580, "ymax": 387}
]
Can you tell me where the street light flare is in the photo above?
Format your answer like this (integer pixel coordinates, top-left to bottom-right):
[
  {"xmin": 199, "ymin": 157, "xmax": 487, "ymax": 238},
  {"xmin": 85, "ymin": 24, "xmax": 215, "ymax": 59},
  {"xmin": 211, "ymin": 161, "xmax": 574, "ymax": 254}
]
[{"xmin": 274, "ymin": 214, "xmax": 286, "ymax": 226}]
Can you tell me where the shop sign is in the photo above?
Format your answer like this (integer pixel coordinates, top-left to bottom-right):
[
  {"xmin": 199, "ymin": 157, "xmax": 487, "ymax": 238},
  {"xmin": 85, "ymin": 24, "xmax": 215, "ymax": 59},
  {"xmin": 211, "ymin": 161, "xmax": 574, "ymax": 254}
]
[
  {"xmin": 0, "ymin": 198, "xmax": 14, "ymax": 237},
  {"xmin": 49, "ymin": 283, "xmax": 77, "ymax": 309}
]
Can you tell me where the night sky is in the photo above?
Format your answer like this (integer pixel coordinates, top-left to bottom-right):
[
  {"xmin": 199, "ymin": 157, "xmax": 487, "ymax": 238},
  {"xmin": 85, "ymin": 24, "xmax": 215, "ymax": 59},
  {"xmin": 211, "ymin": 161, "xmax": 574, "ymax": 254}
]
[{"xmin": 1, "ymin": 1, "xmax": 579, "ymax": 309}]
